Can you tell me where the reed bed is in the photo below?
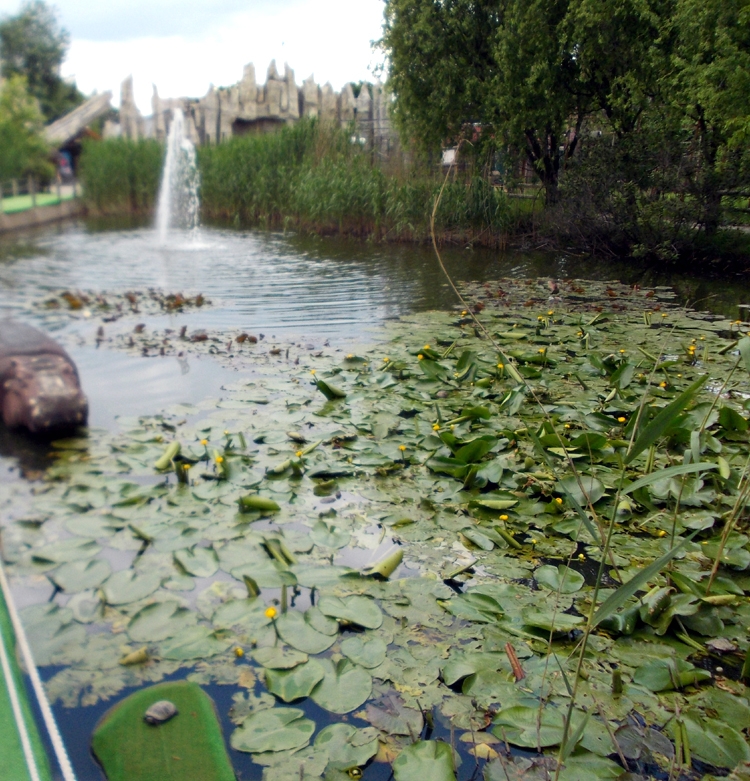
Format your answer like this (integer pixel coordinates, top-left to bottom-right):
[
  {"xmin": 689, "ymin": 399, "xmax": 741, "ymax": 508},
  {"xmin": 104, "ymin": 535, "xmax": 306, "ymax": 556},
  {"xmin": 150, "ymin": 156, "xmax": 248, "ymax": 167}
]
[
  {"xmin": 79, "ymin": 121, "xmax": 522, "ymax": 245},
  {"xmin": 79, "ymin": 138, "xmax": 164, "ymax": 215}
]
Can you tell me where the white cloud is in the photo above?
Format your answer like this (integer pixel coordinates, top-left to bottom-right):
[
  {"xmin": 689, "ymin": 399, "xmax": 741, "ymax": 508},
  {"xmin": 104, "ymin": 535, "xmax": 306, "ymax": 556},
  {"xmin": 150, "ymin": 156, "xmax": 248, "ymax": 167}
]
[{"xmin": 0, "ymin": 0, "xmax": 386, "ymax": 112}]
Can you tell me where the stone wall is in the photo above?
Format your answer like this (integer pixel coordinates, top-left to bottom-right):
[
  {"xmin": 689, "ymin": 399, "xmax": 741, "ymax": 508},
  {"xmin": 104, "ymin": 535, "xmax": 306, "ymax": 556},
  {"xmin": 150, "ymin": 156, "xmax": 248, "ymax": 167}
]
[{"xmin": 105, "ymin": 61, "xmax": 398, "ymax": 156}]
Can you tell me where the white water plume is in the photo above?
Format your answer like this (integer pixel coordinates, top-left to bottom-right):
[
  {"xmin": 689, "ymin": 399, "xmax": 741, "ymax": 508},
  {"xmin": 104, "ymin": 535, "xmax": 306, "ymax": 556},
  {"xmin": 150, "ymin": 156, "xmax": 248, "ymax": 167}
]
[{"xmin": 156, "ymin": 108, "xmax": 200, "ymax": 243}]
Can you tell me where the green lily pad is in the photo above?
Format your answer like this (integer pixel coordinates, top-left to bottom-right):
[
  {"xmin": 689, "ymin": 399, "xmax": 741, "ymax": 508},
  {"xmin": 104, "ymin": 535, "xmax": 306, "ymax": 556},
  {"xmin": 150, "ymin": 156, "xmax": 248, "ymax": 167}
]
[
  {"xmin": 522, "ymin": 611, "xmax": 584, "ymax": 634},
  {"xmin": 252, "ymin": 646, "xmax": 308, "ymax": 669},
  {"xmin": 275, "ymin": 611, "xmax": 338, "ymax": 655},
  {"xmin": 318, "ymin": 595, "xmax": 383, "ymax": 629},
  {"xmin": 51, "ymin": 558, "xmax": 111, "ymax": 592},
  {"xmin": 393, "ymin": 740, "xmax": 457, "ymax": 781},
  {"xmin": 492, "ymin": 704, "xmax": 571, "ymax": 748},
  {"xmin": 678, "ymin": 714, "xmax": 750, "ymax": 768},
  {"xmin": 291, "ymin": 565, "xmax": 357, "ymax": 587},
  {"xmin": 127, "ymin": 600, "xmax": 197, "ymax": 643},
  {"xmin": 534, "ymin": 564, "xmax": 585, "ymax": 594},
  {"xmin": 340, "ymin": 635, "xmax": 387, "ymax": 668},
  {"xmin": 174, "ymin": 546, "xmax": 219, "ymax": 578},
  {"xmin": 310, "ymin": 658, "xmax": 372, "ymax": 714},
  {"xmin": 265, "ymin": 659, "xmax": 325, "ymax": 702},
  {"xmin": 305, "ymin": 606, "xmax": 340, "ymax": 636},
  {"xmin": 211, "ymin": 598, "xmax": 269, "ymax": 631},
  {"xmin": 159, "ymin": 626, "xmax": 232, "ymax": 660},
  {"xmin": 32, "ymin": 538, "xmax": 101, "ymax": 567},
  {"xmin": 557, "ymin": 475, "xmax": 605, "ymax": 505},
  {"xmin": 230, "ymin": 707, "xmax": 315, "ymax": 754},
  {"xmin": 632, "ymin": 658, "xmax": 712, "ymax": 691},
  {"xmin": 314, "ymin": 723, "xmax": 379, "ymax": 769},
  {"xmin": 310, "ymin": 520, "xmax": 351, "ymax": 549},
  {"xmin": 102, "ymin": 569, "xmax": 162, "ymax": 605}
]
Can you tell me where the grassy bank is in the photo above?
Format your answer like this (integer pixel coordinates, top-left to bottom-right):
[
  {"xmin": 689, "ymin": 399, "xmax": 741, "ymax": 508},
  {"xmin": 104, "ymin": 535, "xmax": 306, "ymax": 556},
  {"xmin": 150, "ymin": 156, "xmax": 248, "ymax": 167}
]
[{"xmin": 78, "ymin": 121, "xmax": 527, "ymax": 246}]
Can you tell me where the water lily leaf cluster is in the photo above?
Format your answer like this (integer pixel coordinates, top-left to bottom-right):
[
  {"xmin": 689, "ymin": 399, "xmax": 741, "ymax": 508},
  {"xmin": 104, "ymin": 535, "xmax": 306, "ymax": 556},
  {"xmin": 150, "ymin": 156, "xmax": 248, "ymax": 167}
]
[{"xmin": 4, "ymin": 278, "xmax": 750, "ymax": 778}]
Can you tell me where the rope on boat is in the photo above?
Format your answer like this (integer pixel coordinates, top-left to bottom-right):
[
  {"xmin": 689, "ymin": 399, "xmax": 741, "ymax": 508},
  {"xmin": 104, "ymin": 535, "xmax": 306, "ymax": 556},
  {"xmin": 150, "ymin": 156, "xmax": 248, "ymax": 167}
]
[{"xmin": 0, "ymin": 558, "xmax": 77, "ymax": 781}]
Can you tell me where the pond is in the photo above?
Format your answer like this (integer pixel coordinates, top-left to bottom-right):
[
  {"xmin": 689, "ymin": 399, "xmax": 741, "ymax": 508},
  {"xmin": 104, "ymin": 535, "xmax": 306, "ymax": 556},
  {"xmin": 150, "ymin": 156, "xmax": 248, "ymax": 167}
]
[{"xmin": 2, "ymin": 219, "xmax": 750, "ymax": 781}]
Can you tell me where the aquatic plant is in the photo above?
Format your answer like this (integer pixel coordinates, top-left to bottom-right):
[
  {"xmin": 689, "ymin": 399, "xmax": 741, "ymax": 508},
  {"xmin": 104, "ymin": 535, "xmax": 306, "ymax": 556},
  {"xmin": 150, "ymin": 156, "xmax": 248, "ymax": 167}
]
[{"xmin": 7, "ymin": 279, "xmax": 750, "ymax": 779}]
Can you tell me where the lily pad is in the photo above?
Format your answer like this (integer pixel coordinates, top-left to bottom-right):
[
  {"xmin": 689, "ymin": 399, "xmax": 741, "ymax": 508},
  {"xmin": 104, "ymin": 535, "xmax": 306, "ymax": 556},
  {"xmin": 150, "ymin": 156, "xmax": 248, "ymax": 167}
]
[
  {"xmin": 275, "ymin": 611, "xmax": 338, "ymax": 655},
  {"xmin": 340, "ymin": 635, "xmax": 387, "ymax": 668},
  {"xmin": 310, "ymin": 658, "xmax": 372, "ymax": 714},
  {"xmin": 393, "ymin": 740, "xmax": 457, "ymax": 781},
  {"xmin": 318, "ymin": 595, "xmax": 383, "ymax": 629},
  {"xmin": 534, "ymin": 564, "xmax": 585, "ymax": 594},
  {"xmin": 678, "ymin": 714, "xmax": 750, "ymax": 768},
  {"xmin": 102, "ymin": 569, "xmax": 162, "ymax": 605},
  {"xmin": 159, "ymin": 626, "xmax": 232, "ymax": 660},
  {"xmin": 557, "ymin": 476, "xmax": 605, "ymax": 505},
  {"xmin": 174, "ymin": 546, "xmax": 219, "ymax": 578},
  {"xmin": 265, "ymin": 659, "xmax": 325, "ymax": 702},
  {"xmin": 127, "ymin": 600, "xmax": 197, "ymax": 643},
  {"xmin": 51, "ymin": 558, "xmax": 111, "ymax": 592},
  {"xmin": 310, "ymin": 520, "xmax": 350, "ymax": 549},
  {"xmin": 314, "ymin": 723, "xmax": 379, "ymax": 769},
  {"xmin": 230, "ymin": 707, "xmax": 315, "ymax": 754},
  {"xmin": 253, "ymin": 646, "xmax": 308, "ymax": 669}
]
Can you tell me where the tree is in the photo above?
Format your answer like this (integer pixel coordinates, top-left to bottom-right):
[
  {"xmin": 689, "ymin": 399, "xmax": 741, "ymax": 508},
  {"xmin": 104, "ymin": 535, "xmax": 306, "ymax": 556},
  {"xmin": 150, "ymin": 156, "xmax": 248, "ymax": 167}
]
[
  {"xmin": 0, "ymin": 0, "xmax": 84, "ymax": 122},
  {"xmin": 0, "ymin": 74, "xmax": 53, "ymax": 181},
  {"xmin": 380, "ymin": 0, "xmax": 504, "ymax": 155}
]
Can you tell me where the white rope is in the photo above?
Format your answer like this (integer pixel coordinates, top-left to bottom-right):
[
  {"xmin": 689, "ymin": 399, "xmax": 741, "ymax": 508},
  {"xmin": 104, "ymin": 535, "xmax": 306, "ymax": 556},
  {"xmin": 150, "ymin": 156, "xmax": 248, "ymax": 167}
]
[
  {"xmin": 0, "ymin": 559, "xmax": 77, "ymax": 781},
  {"xmin": 0, "ymin": 604, "xmax": 41, "ymax": 781}
]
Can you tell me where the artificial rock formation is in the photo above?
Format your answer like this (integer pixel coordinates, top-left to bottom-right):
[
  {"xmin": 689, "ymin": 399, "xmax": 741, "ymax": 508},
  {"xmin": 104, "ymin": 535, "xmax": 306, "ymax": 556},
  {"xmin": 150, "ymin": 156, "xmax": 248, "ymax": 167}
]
[{"xmin": 105, "ymin": 61, "xmax": 397, "ymax": 155}]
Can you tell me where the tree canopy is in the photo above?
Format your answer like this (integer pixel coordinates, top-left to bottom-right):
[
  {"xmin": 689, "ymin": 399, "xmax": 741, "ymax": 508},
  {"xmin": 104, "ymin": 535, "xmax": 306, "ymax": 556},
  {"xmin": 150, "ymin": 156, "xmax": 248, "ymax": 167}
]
[
  {"xmin": 0, "ymin": 0, "xmax": 84, "ymax": 122},
  {"xmin": 381, "ymin": 0, "xmax": 750, "ymax": 242},
  {"xmin": 0, "ymin": 74, "xmax": 53, "ymax": 181}
]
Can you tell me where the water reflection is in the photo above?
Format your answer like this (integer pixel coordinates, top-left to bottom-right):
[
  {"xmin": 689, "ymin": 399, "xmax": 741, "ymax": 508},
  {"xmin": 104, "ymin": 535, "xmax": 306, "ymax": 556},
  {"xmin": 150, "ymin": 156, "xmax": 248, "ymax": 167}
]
[{"xmin": 1, "ymin": 222, "xmax": 749, "ymax": 340}]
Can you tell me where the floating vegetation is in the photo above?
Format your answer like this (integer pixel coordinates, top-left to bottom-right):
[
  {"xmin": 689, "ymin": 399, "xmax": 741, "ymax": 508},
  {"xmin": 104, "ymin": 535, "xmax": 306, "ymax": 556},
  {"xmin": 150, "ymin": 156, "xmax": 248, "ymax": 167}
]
[
  {"xmin": 4, "ymin": 279, "xmax": 750, "ymax": 780},
  {"xmin": 34, "ymin": 288, "xmax": 210, "ymax": 323}
]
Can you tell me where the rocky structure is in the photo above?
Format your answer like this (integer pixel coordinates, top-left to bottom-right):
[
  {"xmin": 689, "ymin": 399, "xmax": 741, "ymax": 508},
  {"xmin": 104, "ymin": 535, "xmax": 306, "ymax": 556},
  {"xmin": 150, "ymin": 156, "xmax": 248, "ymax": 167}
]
[{"xmin": 104, "ymin": 61, "xmax": 398, "ymax": 156}]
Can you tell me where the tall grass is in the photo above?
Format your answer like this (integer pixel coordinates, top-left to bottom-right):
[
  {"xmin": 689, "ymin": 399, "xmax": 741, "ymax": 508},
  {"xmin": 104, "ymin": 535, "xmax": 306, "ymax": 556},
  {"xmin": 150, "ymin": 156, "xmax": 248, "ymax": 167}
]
[
  {"xmin": 78, "ymin": 121, "xmax": 522, "ymax": 244},
  {"xmin": 79, "ymin": 138, "xmax": 163, "ymax": 215}
]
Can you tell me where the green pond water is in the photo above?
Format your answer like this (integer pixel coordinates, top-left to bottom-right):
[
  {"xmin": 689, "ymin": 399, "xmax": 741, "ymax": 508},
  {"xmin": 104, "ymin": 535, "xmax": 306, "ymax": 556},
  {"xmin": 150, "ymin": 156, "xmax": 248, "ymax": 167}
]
[{"xmin": 1, "ymin": 220, "xmax": 750, "ymax": 781}]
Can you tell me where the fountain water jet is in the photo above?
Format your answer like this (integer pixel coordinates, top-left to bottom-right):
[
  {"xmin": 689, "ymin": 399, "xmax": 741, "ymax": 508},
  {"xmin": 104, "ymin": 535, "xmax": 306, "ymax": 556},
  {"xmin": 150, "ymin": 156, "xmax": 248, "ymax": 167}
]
[{"xmin": 156, "ymin": 109, "xmax": 200, "ymax": 243}]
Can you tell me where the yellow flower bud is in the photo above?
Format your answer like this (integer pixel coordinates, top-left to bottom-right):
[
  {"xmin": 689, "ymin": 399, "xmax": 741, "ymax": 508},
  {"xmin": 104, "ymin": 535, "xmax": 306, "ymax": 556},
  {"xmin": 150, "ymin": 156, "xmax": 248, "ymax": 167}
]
[
  {"xmin": 215, "ymin": 455, "xmax": 224, "ymax": 464},
  {"xmin": 296, "ymin": 450, "xmax": 303, "ymax": 458},
  {"xmin": 265, "ymin": 606, "xmax": 277, "ymax": 620},
  {"xmin": 399, "ymin": 445, "xmax": 406, "ymax": 452},
  {"xmin": 432, "ymin": 424, "xmax": 440, "ymax": 431},
  {"xmin": 200, "ymin": 439, "xmax": 208, "ymax": 446},
  {"xmin": 555, "ymin": 497, "xmax": 563, "ymax": 505},
  {"xmin": 617, "ymin": 417, "xmax": 626, "ymax": 423},
  {"xmin": 418, "ymin": 354, "xmax": 424, "ymax": 360},
  {"xmin": 499, "ymin": 514, "xmax": 509, "ymax": 521},
  {"xmin": 234, "ymin": 647, "xmax": 244, "ymax": 658}
]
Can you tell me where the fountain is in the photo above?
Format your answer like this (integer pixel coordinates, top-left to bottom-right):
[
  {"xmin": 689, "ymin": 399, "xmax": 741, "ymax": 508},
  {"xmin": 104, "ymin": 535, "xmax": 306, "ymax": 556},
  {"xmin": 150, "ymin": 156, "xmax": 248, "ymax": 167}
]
[{"xmin": 155, "ymin": 108, "xmax": 200, "ymax": 243}]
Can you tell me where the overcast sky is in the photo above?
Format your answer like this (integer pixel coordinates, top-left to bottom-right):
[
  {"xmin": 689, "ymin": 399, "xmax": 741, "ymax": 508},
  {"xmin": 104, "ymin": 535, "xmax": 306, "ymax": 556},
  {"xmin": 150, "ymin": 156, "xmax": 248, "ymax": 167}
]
[{"xmin": 0, "ymin": 0, "xmax": 387, "ymax": 112}]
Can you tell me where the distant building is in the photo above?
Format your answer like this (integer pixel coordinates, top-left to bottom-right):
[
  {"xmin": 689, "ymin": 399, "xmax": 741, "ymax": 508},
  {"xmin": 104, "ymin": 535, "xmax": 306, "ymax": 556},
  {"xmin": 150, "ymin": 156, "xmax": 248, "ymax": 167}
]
[{"xmin": 106, "ymin": 61, "xmax": 398, "ymax": 158}]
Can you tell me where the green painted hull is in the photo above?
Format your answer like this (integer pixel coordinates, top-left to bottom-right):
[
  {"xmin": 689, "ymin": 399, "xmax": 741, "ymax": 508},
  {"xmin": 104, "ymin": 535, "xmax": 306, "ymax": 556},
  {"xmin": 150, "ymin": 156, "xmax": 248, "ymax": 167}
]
[{"xmin": 0, "ymin": 588, "xmax": 53, "ymax": 781}]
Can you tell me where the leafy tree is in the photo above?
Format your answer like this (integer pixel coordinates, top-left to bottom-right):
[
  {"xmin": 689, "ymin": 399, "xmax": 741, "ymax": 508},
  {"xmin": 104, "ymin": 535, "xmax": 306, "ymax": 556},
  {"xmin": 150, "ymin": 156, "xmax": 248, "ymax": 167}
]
[
  {"xmin": 0, "ymin": 0, "xmax": 84, "ymax": 122},
  {"xmin": 0, "ymin": 74, "xmax": 53, "ymax": 181},
  {"xmin": 380, "ymin": 0, "xmax": 503, "ymax": 155}
]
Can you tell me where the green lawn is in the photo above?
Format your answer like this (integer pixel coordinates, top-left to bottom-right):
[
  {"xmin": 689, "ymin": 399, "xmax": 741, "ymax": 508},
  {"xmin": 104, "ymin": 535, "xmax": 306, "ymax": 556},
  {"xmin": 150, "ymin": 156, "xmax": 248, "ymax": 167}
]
[{"xmin": 1, "ymin": 191, "xmax": 76, "ymax": 215}]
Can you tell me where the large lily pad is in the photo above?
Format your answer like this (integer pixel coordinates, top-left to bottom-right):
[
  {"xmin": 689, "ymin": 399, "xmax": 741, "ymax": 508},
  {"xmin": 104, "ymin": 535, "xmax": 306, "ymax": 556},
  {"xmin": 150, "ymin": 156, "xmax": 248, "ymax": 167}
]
[
  {"xmin": 314, "ymin": 723, "xmax": 379, "ymax": 769},
  {"xmin": 318, "ymin": 595, "xmax": 383, "ymax": 629},
  {"xmin": 230, "ymin": 707, "xmax": 315, "ymax": 754},
  {"xmin": 393, "ymin": 740, "xmax": 457, "ymax": 781},
  {"xmin": 265, "ymin": 659, "xmax": 325, "ymax": 702},
  {"xmin": 101, "ymin": 569, "xmax": 162, "ymax": 605},
  {"xmin": 310, "ymin": 658, "xmax": 372, "ymax": 714},
  {"xmin": 159, "ymin": 626, "xmax": 232, "ymax": 660},
  {"xmin": 127, "ymin": 600, "xmax": 197, "ymax": 642},
  {"xmin": 51, "ymin": 558, "xmax": 111, "ymax": 592},
  {"xmin": 174, "ymin": 546, "xmax": 219, "ymax": 578},
  {"xmin": 275, "ymin": 610, "xmax": 338, "ymax": 655},
  {"xmin": 534, "ymin": 564, "xmax": 585, "ymax": 594},
  {"xmin": 340, "ymin": 635, "xmax": 387, "ymax": 668}
]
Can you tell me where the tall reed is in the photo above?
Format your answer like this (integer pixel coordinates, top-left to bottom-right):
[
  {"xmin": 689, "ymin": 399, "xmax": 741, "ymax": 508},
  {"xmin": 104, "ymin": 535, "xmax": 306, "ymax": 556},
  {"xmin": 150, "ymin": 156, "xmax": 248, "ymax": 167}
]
[
  {"xmin": 79, "ymin": 121, "xmax": 521, "ymax": 244},
  {"xmin": 79, "ymin": 138, "xmax": 164, "ymax": 215}
]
